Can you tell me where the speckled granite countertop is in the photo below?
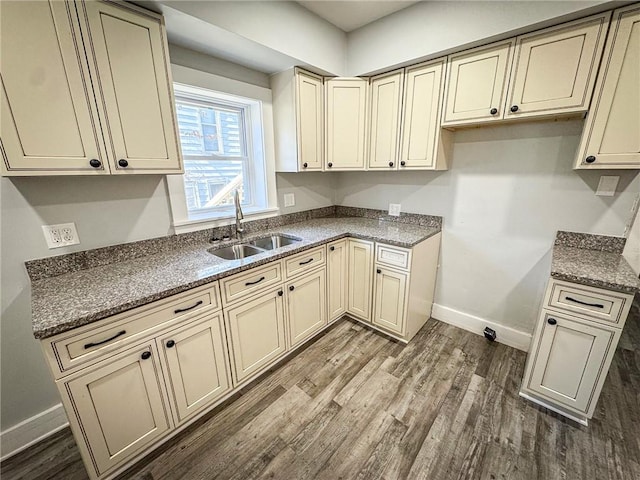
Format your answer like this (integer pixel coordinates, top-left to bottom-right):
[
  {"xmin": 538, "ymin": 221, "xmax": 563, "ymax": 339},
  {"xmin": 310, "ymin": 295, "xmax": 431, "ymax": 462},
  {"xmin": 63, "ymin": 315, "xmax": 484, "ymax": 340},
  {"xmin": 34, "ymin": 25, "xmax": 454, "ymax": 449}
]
[
  {"xmin": 31, "ymin": 216, "xmax": 440, "ymax": 339},
  {"xmin": 551, "ymin": 231, "xmax": 640, "ymax": 294}
]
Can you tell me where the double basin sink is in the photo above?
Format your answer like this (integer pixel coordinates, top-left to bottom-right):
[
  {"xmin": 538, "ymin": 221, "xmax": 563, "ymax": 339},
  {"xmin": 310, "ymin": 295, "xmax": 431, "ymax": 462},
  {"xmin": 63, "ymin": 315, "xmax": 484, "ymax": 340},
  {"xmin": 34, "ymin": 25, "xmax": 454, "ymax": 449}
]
[{"xmin": 208, "ymin": 234, "xmax": 301, "ymax": 260}]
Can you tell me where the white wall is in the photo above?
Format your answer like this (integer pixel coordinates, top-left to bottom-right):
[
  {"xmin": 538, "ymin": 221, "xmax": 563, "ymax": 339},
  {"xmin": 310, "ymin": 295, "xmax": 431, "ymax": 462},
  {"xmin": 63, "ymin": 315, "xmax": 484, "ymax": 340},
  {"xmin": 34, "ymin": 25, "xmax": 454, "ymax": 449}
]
[
  {"xmin": 335, "ymin": 120, "xmax": 639, "ymax": 334},
  {"xmin": 347, "ymin": 0, "xmax": 611, "ymax": 75},
  {"xmin": 623, "ymin": 201, "xmax": 640, "ymax": 275}
]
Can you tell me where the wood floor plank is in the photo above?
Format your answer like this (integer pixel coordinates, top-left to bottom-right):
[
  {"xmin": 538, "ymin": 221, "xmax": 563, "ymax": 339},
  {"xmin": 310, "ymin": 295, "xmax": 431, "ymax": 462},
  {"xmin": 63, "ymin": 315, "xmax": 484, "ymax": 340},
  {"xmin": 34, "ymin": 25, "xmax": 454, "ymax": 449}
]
[{"xmin": 2, "ymin": 311, "xmax": 639, "ymax": 480}]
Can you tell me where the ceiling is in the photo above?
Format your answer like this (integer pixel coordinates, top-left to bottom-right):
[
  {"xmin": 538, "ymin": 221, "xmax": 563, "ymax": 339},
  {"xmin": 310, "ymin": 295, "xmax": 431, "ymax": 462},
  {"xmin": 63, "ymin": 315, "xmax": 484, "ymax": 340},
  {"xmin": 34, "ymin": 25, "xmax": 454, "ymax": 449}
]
[{"xmin": 297, "ymin": 1, "xmax": 419, "ymax": 32}]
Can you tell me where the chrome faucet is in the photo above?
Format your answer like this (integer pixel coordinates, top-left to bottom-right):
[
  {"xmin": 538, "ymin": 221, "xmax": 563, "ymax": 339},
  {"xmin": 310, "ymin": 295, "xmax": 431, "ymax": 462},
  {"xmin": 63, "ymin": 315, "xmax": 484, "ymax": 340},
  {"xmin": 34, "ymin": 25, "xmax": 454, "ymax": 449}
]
[{"xmin": 234, "ymin": 190, "xmax": 244, "ymax": 240}]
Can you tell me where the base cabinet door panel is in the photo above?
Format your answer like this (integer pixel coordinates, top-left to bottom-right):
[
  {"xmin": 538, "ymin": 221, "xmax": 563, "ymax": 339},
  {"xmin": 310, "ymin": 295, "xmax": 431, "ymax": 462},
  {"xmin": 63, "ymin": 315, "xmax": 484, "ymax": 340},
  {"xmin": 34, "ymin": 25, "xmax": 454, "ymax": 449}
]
[
  {"xmin": 373, "ymin": 268, "xmax": 408, "ymax": 335},
  {"xmin": 505, "ymin": 13, "xmax": 610, "ymax": 118},
  {"xmin": 526, "ymin": 311, "xmax": 616, "ymax": 413},
  {"xmin": 575, "ymin": 5, "xmax": 640, "ymax": 169},
  {"xmin": 347, "ymin": 239, "xmax": 374, "ymax": 321},
  {"xmin": 0, "ymin": 0, "xmax": 106, "ymax": 174},
  {"xmin": 158, "ymin": 314, "xmax": 231, "ymax": 425},
  {"xmin": 327, "ymin": 240, "xmax": 348, "ymax": 321},
  {"xmin": 225, "ymin": 290, "xmax": 286, "ymax": 384},
  {"xmin": 63, "ymin": 343, "xmax": 171, "ymax": 477},
  {"xmin": 287, "ymin": 269, "xmax": 327, "ymax": 347}
]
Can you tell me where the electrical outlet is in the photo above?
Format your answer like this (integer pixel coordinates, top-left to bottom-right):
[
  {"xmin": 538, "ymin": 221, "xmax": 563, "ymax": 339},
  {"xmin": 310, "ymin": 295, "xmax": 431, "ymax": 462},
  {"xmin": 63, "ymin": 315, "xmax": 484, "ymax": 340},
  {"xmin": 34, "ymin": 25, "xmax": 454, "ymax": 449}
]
[
  {"xmin": 388, "ymin": 203, "xmax": 401, "ymax": 217},
  {"xmin": 42, "ymin": 223, "xmax": 80, "ymax": 249},
  {"xmin": 596, "ymin": 176, "xmax": 619, "ymax": 196},
  {"xmin": 284, "ymin": 193, "xmax": 295, "ymax": 207}
]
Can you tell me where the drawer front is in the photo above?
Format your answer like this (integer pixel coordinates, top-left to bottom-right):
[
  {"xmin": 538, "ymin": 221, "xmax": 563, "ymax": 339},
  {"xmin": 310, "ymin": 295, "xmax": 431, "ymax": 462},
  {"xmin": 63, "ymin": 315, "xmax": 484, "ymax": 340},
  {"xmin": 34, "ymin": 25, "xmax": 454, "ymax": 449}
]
[
  {"xmin": 546, "ymin": 280, "xmax": 632, "ymax": 326},
  {"xmin": 284, "ymin": 246, "xmax": 326, "ymax": 279},
  {"xmin": 221, "ymin": 262, "xmax": 283, "ymax": 305},
  {"xmin": 48, "ymin": 284, "xmax": 220, "ymax": 376},
  {"xmin": 375, "ymin": 244, "xmax": 411, "ymax": 270}
]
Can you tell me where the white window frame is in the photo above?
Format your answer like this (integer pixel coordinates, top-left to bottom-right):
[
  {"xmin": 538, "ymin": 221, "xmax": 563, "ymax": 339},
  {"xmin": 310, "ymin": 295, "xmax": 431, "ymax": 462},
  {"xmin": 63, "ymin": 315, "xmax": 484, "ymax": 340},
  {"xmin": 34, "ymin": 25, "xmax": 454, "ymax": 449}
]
[{"xmin": 167, "ymin": 64, "xmax": 278, "ymax": 234}]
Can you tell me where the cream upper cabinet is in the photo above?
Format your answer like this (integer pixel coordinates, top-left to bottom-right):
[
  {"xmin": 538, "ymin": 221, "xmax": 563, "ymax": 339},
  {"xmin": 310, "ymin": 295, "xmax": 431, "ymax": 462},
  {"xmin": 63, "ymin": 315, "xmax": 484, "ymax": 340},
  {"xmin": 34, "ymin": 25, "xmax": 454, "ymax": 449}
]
[
  {"xmin": 327, "ymin": 240, "xmax": 348, "ymax": 322},
  {"xmin": 271, "ymin": 68, "xmax": 324, "ymax": 172},
  {"xmin": 372, "ymin": 267, "xmax": 408, "ymax": 335},
  {"xmin": 224, "ymin": 288, "xmax": 286, "ymax": 384},
  {"xmin": 0, "ymin": 1, "xmax": 106, "ymax": 175},
  {"xmin": 286, "ymin": 269, "xmax": 327, "ymax": 348},
  {"xmin": 77, "ymin": 0, "xmax": 182, "ymax": 174},
  {"xmin": 157, "ymin": 315, "xmax": 231, "ymax": 425},
  {"xmin": 368, "ymin": 70, "xmax": 404, "ymax": 170},
  {"xmin": 524, "ymin": 311, "xmax": 618, "ymax": 415},
  {"xmin": 505, "ymin": 12, "xmax": 611, "ymax": 119},
  {"xmin": 442, "ymin": 40, "xmax": 515, "ymax": 126},
  {"xmin": 399, "ymin": 59, "xmax": 449, "ymax": 170},
  {"xmin": 575, "ymin": 4, "xmax": 640, "ymax": 169},
  {"xmin": 347, "ymin": 239, "xmax": 374, "ymax": 321},
  {"xmin": 325, "ymin": 78, "xmax": 368, "ymax": 170},
  {"xmin": 62, "ymin": 342, "xmax": 171, "ymax": 478}
]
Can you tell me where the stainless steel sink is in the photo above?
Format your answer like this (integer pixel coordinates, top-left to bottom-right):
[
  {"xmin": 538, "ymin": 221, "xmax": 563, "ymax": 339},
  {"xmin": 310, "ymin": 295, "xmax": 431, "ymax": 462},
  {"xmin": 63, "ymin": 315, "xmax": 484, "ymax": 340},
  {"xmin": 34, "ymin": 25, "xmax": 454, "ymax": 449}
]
[
  {"xmin": 249, "ymin": 235, "xmax": 301, "ymax": 250},
  {"xmin": 208, "ymin": 244, "xmax": 265, "ymax": 260}
]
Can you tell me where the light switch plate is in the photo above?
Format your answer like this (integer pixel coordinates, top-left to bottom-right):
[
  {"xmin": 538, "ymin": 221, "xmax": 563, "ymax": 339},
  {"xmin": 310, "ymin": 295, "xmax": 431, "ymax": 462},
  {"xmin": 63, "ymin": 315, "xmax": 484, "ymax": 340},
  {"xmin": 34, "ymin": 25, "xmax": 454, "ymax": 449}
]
[
  {"xmin": 284, "ymin": 193, "xmax": 295, "ymax": 207},
  {"xmin": 388, "ymin": 203, "xmax": 401, "ymax": 217},
  {"xmin": 596, "ymin": 176, "xmax": 619, "ymax": 196},
  {"xmin": 42, "ymin": 223, "xmax": 80, "ymax": 249}
]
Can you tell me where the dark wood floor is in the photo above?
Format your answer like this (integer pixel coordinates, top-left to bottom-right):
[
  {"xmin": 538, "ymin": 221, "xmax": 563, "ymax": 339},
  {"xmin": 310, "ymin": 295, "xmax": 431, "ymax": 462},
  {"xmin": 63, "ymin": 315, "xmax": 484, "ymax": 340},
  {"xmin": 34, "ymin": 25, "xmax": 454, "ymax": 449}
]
[{"xmin": 3, "ymin": 301, "xmax": 639, "ymax": 480}]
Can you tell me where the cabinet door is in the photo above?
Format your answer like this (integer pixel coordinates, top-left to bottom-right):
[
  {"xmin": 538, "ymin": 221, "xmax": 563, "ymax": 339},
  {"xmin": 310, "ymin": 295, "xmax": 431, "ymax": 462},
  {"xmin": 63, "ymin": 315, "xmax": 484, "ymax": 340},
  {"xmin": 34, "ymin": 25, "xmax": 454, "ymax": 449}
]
[
  {"xmin": 158, "ymin": 314, "xmax": 231, "ymax": 425},
  {"xmin": 327, "ymin": 240, "xmax": 348, "ymax": 321},
  {"xmin": 399, "ymin": 59, "xmax": 446, "ymax": 169},
  {"xmin": 64, "ymin": 343, "xmax": 170, "ymax": 477},
  {"xmin": 286, "ymin": 269, "xmax": 327, "ymax": 348},
  {"xmin": 526, "ymin": 312, "xmax": 617, "ymax": 414},
  {"xmin": 296, "ymin": 69, "xmax": 324, "ymax": 171},
  {"xmin": 442, "ymin": 40, "xmax": 514, "ymax": 126},
  {"xmin": 225, "ymin": 289, "xmax": 286, "ymax": 384},
  {"xmin": 347, "ymin": 239, "xmax": 374, "ymax": 321},
  {"xmin": 325, "ymin": 78, "xmax": 368, "ymax": 170},
  {"xmin": 505, "ymin": 12, "xmax": 610, "ymax": 119},
  {"xmin": 368, "ymin": 70, "xmax": 403, "ymax": 170},
  {"xmin": 0, "ymin": 1, "xmax": 106, "ymax": 175},
  {"xmin": 78, "ymin": 1, "xmax": 182, "ymax": 173},
  {"xmin": 575, "ymin": 5, "xmax": 640, "ymax": 169},
  {"xmin": 373, "ymin": 267, "xmax": 408, "ymax": 335}
]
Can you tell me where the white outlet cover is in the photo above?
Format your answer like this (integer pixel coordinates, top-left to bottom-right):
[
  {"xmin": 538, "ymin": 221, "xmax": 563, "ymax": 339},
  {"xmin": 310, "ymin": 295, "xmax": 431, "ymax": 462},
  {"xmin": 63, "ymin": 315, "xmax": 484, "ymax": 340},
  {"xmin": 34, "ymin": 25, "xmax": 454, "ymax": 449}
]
[
  {"xmin": 42, "ymin": 222, "xmax": 80, "ymax": 249},
  {"xmin": 284, "ymin": 193, "xmax": 295, "ymax": 207},
  {"xmin": 388, "ymin": 203, "xmax": 401, "ymax": 217}
]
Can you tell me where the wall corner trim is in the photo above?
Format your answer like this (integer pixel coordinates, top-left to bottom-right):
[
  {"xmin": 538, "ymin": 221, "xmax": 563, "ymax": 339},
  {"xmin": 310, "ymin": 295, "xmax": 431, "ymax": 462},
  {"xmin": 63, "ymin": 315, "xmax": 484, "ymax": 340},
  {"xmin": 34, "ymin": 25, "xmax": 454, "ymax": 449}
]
[
  {"xmin": 432, "ymin": 303, "xmax": 532, "ymax": 352},
  {"xmin": 0, "ymin": 403, "xmax": 68, "ymax": 462}
]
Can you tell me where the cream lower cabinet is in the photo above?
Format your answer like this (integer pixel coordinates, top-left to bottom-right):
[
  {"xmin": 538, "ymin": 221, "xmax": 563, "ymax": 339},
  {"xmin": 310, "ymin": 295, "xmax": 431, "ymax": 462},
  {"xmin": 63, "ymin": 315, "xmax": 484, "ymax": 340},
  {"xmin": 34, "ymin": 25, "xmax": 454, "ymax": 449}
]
[
  {"xmin": 327, "ymin": 239, "xmax": 348, "ymax": 321},
  {"xmin": 373, "ymin": 267, "xmax": 408, "ymax": 335},
  {"xmin": 224, "ymin": 288, "xmax": 287, "ymax": 384},
  {"xmin": 575, "ymin": 4, "xmax": 640, "ymax": 169},
  {"xmin": 521, "ymin": 279, "xmax": 634, "ymax": 424},
  {"xmin": 61, "ymin": 342, "xmax": 172, "ymax": 478},
  {"xmin": 286, "ymin": 268, "xmax": 327, "ymax": 348},
  {"xmin": 347, "ymin": 239, "xmax": 374, "ymax": 320}
]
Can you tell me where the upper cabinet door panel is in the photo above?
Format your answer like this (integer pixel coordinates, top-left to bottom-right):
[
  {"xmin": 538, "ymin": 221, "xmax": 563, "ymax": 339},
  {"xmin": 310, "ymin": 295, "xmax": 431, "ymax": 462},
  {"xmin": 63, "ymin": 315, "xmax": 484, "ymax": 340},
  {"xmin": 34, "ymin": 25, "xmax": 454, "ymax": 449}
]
[
  {"xmin": 400, "ymin": 59, "xmax": 445, "ymax": 169},
  {"xmin": 575, "ymin": 5, "xmax": 640, "ymax": 169},
  {"xmin": 296, "ymin": 70, "xmax": 324, "ymax": 171},
  {"xmin": 442, "ymin": 40, "xmax": 514, "ymax": 126},
  {"xmin": 0, "ymin": 1, "xmax": 106, "ymax": 174},
  {"xmin": 79, "ymin": 0, "xmax": 182, "ymax": 173},
  {"xmin": 368, "ymin": 70, "xmax": 403, "ymax": 169},
  {"xmin": 325, "ymin": 78, "xmax": 368, "ymax": 170},
  {"xmin": 506, "ymin": 12, "xmax": 611, "ymax": 118}
]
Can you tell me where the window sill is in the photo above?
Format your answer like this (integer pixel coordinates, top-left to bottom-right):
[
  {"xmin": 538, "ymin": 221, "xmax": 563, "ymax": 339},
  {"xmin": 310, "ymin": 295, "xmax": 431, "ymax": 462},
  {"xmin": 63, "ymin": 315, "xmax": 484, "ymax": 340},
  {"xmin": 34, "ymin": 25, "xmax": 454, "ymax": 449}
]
[{"xmin": 172, "ymin": 207, "xmax": 280, "ymax": 234}]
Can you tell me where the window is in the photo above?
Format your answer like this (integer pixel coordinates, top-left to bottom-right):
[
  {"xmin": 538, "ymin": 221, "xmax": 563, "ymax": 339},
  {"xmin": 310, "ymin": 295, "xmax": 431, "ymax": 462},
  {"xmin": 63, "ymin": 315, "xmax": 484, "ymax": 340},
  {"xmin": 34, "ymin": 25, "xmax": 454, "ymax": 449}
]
[{"xmin": 170, "ymin": 82, "xmax": 274, "ymax": 227}]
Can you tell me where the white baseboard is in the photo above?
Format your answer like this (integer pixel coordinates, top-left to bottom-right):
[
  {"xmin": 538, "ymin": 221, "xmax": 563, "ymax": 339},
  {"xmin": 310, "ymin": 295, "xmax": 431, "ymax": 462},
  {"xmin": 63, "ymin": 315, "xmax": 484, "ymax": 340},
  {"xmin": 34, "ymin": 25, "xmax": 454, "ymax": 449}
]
[
  {"xmin": 0, "ymin": 404, "xmax": 68, "ymax": 462},
  {"xmin": 431, "ymin": 303, "xmax": 532, "ymax": 352}
]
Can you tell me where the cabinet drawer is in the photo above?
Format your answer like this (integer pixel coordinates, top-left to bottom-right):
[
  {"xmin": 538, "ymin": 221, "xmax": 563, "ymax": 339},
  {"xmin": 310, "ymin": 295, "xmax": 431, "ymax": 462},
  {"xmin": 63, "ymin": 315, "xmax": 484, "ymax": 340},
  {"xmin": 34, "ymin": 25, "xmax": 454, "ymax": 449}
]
[
  {"xmin": 45, "ymin": 284, "xmax": 220, "ymax": 377},
  {"xmin": 221, "ymin": 262, "xmax": 283, "ymax": 305},
  {"xmin": 375, "ymin": 244, "xmax": 411, "ymax": 270},
  {"xmin": 546, "ymin": 279, "xmax": 633, "ymax": 327},
  {"xmin": 284, "ymin": 246, "xmax": 325, "ymax": 279}
]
